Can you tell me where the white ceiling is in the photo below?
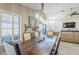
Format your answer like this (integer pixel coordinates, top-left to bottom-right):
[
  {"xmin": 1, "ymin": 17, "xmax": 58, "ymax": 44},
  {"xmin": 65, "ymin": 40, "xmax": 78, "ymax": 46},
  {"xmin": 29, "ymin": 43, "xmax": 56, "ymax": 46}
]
[{"xmin": 21, "ymin": 3, "xmax": 79, "ymax": 19}]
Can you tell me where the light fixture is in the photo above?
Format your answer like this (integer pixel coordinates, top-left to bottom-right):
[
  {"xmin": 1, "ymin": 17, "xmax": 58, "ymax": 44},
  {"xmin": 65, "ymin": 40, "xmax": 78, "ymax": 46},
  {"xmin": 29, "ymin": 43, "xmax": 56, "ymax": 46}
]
[
  {"xmin": 35, "ymin": 13, "xmax": 39, "ymax": 19},
  {"xmin": 35, "ymin": 3, "xmax": 47, "ymax": 21}
]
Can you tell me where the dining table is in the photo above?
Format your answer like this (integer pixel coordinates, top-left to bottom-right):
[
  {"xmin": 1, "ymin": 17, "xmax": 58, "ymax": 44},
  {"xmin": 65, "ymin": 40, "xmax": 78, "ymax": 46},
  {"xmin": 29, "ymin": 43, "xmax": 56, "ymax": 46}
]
[{"xmin": 19, "ymin": 36, "xmax": 60, "ymax": 55}]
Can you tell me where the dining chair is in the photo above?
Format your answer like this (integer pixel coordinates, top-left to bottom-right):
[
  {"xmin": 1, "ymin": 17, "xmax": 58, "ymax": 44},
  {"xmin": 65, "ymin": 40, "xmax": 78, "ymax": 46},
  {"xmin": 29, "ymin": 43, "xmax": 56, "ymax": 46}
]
[
  {"xmin": 47, "ymin": 32, "xmax": 53, "ymax": 37},
  {"xmin": 23, "ymin": 32, "xmax": 31, "ymax": 42},
  {"xmin": 3, "ymin": 41, "xmax": 21, "ymax": 55},
  {"xmin": 35, "ymin": 32, "xmax": 39, "ymax": 37}
]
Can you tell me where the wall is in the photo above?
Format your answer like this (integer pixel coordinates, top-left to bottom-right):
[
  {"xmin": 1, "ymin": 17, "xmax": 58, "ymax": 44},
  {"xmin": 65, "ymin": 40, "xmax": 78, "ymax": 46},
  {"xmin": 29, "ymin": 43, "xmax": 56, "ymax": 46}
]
[
  {"xmin": 0, "ymin": 3, "xmax": 35, "ymax": 41},
  {"xmin": 49, "ymin": 15, "xmax": 79, "ymax": 32}
]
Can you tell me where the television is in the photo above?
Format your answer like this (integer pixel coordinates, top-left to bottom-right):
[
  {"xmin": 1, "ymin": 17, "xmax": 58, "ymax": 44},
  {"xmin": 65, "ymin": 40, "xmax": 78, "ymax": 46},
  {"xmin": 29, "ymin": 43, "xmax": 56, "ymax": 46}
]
[{"xmin": 63, "ymin": 22, "xmax": 75, "ymax": 28}]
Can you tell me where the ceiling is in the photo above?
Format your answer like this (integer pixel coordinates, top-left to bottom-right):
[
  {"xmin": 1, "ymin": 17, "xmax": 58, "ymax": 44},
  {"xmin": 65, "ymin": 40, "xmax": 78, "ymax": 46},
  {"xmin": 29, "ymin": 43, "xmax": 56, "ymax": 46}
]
[{"xmin": 21, "ymin": 3, "xmax": 79, "ymax": 20}]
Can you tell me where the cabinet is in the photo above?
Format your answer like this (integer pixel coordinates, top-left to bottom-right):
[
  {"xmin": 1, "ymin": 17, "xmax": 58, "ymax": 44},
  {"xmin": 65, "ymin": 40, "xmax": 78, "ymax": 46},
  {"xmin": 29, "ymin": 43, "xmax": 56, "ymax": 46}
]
[
  {"xmin": 61, "ymin": 32, "xmax": 79, "ymax": 43},
  {"xmin": 60, "ymin": 32, "xmax": 73, "ymax": 42},
  {"xmin": 74, "ymin": 32, "xmax": 79, "ymax": 43}
]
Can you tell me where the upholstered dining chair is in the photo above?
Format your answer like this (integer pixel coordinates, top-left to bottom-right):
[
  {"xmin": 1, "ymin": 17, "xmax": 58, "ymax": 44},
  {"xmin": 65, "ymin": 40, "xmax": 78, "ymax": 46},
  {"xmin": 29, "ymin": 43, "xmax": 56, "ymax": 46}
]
[
  {"xmin": 23, "ymin": 32, "xmax": 31, "ymax": 42},
  {"xmin": 47, "ymin": 32, "xmax": 53, "ymax": 37},
  {"xmin": 3, "ymin": 41, "xmax": 21, "ymax": 55},
  {"xmin": 35, "ymin": 31, "xmax": 39, "ymax": 37}
]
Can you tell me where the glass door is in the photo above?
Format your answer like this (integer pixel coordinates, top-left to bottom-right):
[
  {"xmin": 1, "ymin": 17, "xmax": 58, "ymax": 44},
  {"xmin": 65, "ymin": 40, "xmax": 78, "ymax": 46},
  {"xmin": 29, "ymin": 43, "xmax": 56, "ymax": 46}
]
[
  {"xmin": 13, "ymin": 16, "xmax": 20, "ymax": 40},
  {"xmin": 2, "ymin": 13, "xmax": 12, "ymax": 42},
  {"xmin": 39, "ymin": 23, "xmax": 43, "ymax": 36},
  {"xmin": 0, "ymin": 13, "xmax": 2, "ymax": 44},
  {"xmin": 0, "ymin": 12, "xmax": 20, "ymax": 42}
]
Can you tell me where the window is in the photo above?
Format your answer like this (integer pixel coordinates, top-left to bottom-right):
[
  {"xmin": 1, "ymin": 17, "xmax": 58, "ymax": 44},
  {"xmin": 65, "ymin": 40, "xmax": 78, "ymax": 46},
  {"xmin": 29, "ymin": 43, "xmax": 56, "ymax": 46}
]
[
  {"xmin": 39, "ymin": 23, "xmax": 43, "ymax": 36},
  {"xmin": 47, "ymin": 20, "xmax": 55, "ymax": 32},
  {"xmin": 2, "ymin": 13, "xmax": 13, "ymax": 41},
  {"xmin": 13, "ymin": 16, "xmax": 20, "ymax": 40},
  {"xmin": 1, "ymin": 12, "xmax": 20, "ymax": 42}
]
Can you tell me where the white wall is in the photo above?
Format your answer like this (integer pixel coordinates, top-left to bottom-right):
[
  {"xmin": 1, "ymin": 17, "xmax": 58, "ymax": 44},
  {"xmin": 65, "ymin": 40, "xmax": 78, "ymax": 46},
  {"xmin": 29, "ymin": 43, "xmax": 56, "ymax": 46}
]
[{"xmin": 48, "ymin": 15, "xmax": 79, "ymax": 32}]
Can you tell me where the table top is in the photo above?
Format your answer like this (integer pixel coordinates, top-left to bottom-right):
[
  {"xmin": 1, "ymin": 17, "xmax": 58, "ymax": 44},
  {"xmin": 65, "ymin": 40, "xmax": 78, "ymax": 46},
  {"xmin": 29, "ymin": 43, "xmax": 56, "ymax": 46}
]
[{"xmin": 19, "ymin": 36, "xmax": 57, "ymax": 55}]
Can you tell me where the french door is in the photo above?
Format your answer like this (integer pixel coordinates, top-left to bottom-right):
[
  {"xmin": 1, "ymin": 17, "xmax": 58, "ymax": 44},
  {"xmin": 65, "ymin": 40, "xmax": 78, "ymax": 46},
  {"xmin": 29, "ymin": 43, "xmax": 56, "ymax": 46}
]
[{"xmin": 0, "ymin": 12, "xmax": 20, "ymax": 42}]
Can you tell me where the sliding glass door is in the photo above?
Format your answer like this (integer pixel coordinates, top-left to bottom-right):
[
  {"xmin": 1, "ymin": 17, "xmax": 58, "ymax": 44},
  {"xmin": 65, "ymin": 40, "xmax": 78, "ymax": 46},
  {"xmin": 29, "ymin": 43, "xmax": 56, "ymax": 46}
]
[
  {"xmin": 13, "ymin": 16, "xmax": 20, "ymax": 40},
  {"xmin": 0, "ymin": 12, "xmax": 20, "ymax": 42},
  {"xmin": 2, "ymin": 13, "xmax": 13, "ymax": 41}
]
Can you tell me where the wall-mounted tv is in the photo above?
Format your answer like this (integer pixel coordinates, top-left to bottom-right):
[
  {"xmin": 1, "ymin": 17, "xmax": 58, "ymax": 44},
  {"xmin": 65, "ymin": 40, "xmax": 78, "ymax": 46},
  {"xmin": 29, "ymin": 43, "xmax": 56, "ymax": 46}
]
[{"xmin": 63, "ymin": 22, "xmax": 75, "ymax": 28}]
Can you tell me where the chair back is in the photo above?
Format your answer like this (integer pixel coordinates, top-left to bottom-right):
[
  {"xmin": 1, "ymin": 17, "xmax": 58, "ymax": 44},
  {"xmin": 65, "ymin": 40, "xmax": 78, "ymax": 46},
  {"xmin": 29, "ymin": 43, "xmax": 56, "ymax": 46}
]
[
  {"xmin": 3, "ymin": 41, "xmax": 21, "ymax": 55},
  {"xmin": 47, "ymin": 32, "xmax": 53, "ymax": 36},
  {"xmin": 35, "ymin": 32, "xmax": 39, "ymax": 37},
  {"xmin": 23, "ymin": 32, "xmax": 31, "ymax": 42}
]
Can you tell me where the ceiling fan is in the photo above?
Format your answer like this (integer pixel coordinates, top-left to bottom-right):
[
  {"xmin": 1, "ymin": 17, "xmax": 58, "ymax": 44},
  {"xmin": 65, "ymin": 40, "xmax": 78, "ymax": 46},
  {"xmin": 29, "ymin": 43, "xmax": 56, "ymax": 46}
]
[
  {"xmin": 70, "ymin": 11, "xmax": 79, "ymax": 16},
  {"xmin": 61, "ymin": 8, "xmax": 79, "ymax": 17},
  {"xmin": 70, "ymin": 8, "xmax": 79, "ymax": 16}
]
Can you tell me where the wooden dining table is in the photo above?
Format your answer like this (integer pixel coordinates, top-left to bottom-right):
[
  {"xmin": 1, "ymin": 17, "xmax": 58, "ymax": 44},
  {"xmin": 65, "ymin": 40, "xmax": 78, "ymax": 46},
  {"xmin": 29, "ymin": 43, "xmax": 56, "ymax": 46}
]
[{"xmin": 19, "ymin": 36, "xmax": 59, "ymax": 55}]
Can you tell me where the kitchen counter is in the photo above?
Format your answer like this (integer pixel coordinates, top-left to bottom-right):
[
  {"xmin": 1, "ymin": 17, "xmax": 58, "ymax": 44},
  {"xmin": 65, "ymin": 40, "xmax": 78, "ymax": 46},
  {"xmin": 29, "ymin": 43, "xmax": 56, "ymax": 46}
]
[
  {"xmin": 61, "ymin": 30, "xmax": 79, "ymax": 32},
  {"xmin": 60, "ymin": 31, "xmax": 79, "ymax": 43}
]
